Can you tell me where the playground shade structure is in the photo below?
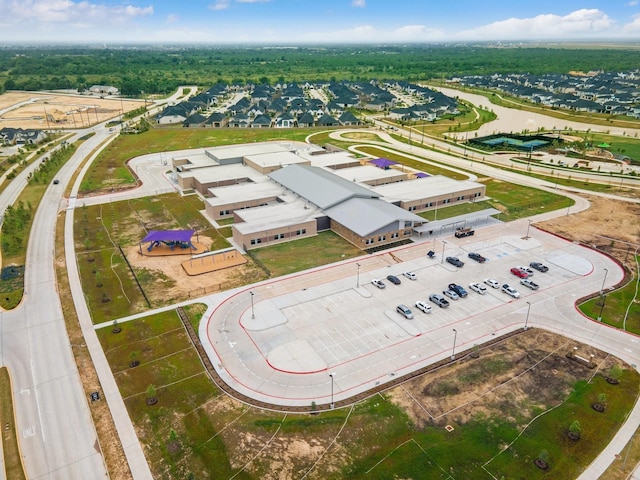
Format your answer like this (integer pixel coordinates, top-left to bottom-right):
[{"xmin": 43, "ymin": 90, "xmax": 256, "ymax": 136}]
[{"xmin": 142, "ymin": 229, "xmax": 196, "ymax": 252}]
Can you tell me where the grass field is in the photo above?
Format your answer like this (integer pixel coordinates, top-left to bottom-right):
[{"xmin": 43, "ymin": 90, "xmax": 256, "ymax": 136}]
[
  {"xmin": 0, "ymin": 367, "xmax": 27, "ymax": 480},
  {"xmin": 98, "ymin": 312, "xmax": 640, "ymax": 480},
  {"xmin": 578, "ymin": 265, "xmax": 640, "ymax": 335}
]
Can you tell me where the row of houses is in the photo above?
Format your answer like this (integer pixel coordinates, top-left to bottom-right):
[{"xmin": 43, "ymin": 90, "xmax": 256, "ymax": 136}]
[
  {"xmin": 451, "ymin": 70, "xmax": 640, "ymax": 118},
  {"xmin": 155, "ymin": 80, "xmax": 460, "ymax": 128},
  {"xmin": 0, "ymin": 127, "xmax": 48, "ymax": 146}
]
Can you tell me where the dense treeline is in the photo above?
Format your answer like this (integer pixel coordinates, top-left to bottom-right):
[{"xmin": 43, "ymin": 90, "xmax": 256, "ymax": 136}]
[{"xmin": 0, "ymin": 44, "xmax": 639, "ymax": 96}]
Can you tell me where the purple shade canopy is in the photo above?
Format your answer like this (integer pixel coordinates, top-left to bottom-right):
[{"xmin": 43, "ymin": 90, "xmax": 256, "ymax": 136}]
[
  {"xmin": 416, "ymin": 172, "xmax": 430, "ymax": 178},
  {"xmin": 142, "ymin": 230, "xmax": 195, "ymax": 243},
  {"xmin": 369, "ymin": 157, "xmax": 398, "ymax": 168}
]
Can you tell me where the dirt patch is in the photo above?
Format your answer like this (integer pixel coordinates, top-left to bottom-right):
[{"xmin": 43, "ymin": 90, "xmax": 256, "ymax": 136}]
[
  {"xmin": 536, "ymin": 195, "xmax": 640, "ymax": 271},
  {"xmin": 0, "ymin": 91, "xmax": 145, "ymax": 130},
  {"xmin": 123, "ymin": 238, "xmax": 264, "ymax": 301},
  {"xmin": 387, "ymin": 329, "xmax": 618, "ymax": 430}
]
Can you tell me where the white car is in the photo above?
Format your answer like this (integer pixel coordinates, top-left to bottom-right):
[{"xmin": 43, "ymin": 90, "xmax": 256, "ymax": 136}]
[
  {"xmin": 469, "ymin": 282, "xmax": 487, "ymax": 295},
  {"xmin": 371, "ymin": 279, "xmax": 386, "ymax": 289},
  {"xmin": 501, "ymin": 284, "xmax": 520, "ymax": 298},
  {"xmin": 403, "ymin": 271, "xmax": 417, "ymax": 281},
  {"xmin": 517, "ymin": 266, "xmax": 535, "ymax": 276},
  {"xmin": 484, "ymin": 278, "xmax": 500, "ymax": 289},
  {"xmin": 415, "ymin": 301, "xmax": 432, "ymax": 314}
]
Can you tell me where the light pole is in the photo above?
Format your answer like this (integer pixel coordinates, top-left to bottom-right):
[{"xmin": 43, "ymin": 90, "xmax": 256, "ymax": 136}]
[
  {"xmin": 441, "ymin": 240, "xmax": 447, "ymax": 263},
  {"xmin": 329, "ymin": 373, "xmax": 335, "ymax": 409},
  {"xmin": 525, "ymin": 301, "xmax": 531, "ymax": 330},
  {"xmin": 597, "ymin": 295, "xmax": 607, "ymax": 322},
  {"xmin": 600, "ymin": 268, "xmax": 608, "ymax": 296},
  {"xmin": 451, "ymin": 328, "xmax": 457, "ymax": 360},
  {"xmin": 250, "ymin": 291, "xmax": 255, "ymax": 319},
  {"xmin": 356, "ymin": 263, "xmax": 361, "ymax": 288}
]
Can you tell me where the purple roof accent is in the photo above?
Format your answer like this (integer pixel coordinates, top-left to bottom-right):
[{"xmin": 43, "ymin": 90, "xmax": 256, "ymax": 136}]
[
  {"xmin": 369, "ymin": 157, "xmax": 397, "ymax": 168},
  {"xmin": 416, "ymin": 172, "xmax": 430, "ymax": 178},
  {"xmin": 142, "ymin": 230, "xmax": 195, "ymax": 243}
]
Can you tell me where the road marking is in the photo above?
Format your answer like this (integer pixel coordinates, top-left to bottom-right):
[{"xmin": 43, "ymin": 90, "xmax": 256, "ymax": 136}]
[
  {"xmin": 22, "ymin": 425, "xmax": 36, "ymax": 438},
  {"xmin": 20, "ymin": 388, "xmax": 30, "ymax": 395}
]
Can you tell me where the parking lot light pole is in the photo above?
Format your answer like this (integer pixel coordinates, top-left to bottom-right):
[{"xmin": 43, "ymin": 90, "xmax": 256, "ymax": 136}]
[
  {"xmin": 451, "ymin": 329, "xmax": 457, "ymax": 360},
  {"xmin": 329, "ymin": 373, "xmax": 335, "ymax": 409},
  {"xmin": 250, "ymin": 291, "xmax": 255, "ymax": 319},
  {"xmin": 524, "ymin": 301, "xmax": 531, "ymax": 330},
  {"xmin": 597, "ymin": 295, "xmax": 607, "ymax": 322},
  {"xmin": 441, "ymin": 240, "xmax": 447, "ymax": 263},
  {"xmin": 525, "ymin": 219, "xmax": 532, "ymax": 239},
  {"xmin": 600, "ymin": 268, "xmax": 608, "ymax": 296},
  {"xmin": 356, "ymin": 263, "xmax": 361, "ymax": 288}
]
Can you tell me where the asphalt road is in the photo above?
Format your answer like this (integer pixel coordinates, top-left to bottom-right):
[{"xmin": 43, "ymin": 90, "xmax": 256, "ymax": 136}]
[{"xmin": 0, "ymin": 130, "xmax": 109, "ymax": 479}]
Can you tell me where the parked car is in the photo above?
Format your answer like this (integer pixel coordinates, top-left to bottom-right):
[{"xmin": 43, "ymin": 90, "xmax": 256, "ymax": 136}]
[
  {"xmin": 510, "ymin": 267, "xmax": 529, "ymax": 279},
  {"xmin": 446, "ymin": 256, "xmax": 464, "ymax": 268},
  {"xmin": 517, "ymin": 266, "xmax": 535, "ymax": 276},
  {"xmin": 403, "ymin": 271, "xmax": 417, "ymax": 281},
  {"xmin": 396, "ymin": 304, "xmax": 414, "ymax": 319},
  {"xmin": 415, "ymin": 301, "xmax": 432, "ymax": 314},
  {"xmin": 454, "ymin": 227, "xmax": 475, "ymax": 238},
  {"xmin": 387, "ymin": 274, "xmax": 401, "ymax": 285},
  {"xmin": 468, "ymin": 252, "xmax": 486, "ymax": 263},
  {"xmin": 53, "ymin": 179, "xmax": 60, "ymax": 185},
  {"xmin": 530, "ymin": 262, "xmax": 549, "ymax": 273},
  {"xmin": 371, "ymin": 279, "xmax": 386, "ymax": 289},
  {"xmin": 520, "ymin": 278, "xmax": 540, "ymax": 290},
  {"xmin": 501, "ymin": 284, "xmax": 520, "ymax": 298},
  {"xmin": 429, "ymin": 293, "xmax": 450, "ymax": 308},
  {"xmin": 469, "ymin": 282, "xmax": 487, "ymax": 295},
  {"xmin": 443, "ymin": 289, "xmax": 460, "ymax": 300},
  {"xmin": 484, "ymin": 278, "xmax": 500, "ymax": 289},
  {"xmin": 448, "ymin": 283, "xmax": 468, "ymax": 298}
]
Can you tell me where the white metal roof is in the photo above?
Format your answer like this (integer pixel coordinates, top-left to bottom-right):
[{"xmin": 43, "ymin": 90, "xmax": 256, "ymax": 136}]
[
  {"xmin": 330, "ymin": 165, "xmax": 408, "ymax": 184},
  {"xmin": 324, "ymin": 197, "xmax": 424, "ymax": 237},
  {"xmin": 370, "ymin": 175, "xmax": 484, "ymax": 202},
  {"xmin": 205, "ymin": 178, "xmax": 284, "ymax": 207},
  {"xmin": 268, "ymin": 164, "xmax": 380, "ymax": 209},
  {"xmin": 233, "ymin": 200, "xmax": 319, "ymax": 234},
  {"xmin": 244, "ymin": 150, "xmax": 310, "ymax": 169},
  {"xmin": 177, "ymin": 163, "xmax": 262, "ymax": 184}
]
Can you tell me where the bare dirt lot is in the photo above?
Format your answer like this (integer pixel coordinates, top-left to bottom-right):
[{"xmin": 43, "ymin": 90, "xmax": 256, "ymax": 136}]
[
  {"xmin": 0, "ymin": 91, "xmax": 145, "ymax": 130},
  {"xmin": 537, "ymin": 195, "xmax": 640, "ymax": 271}
]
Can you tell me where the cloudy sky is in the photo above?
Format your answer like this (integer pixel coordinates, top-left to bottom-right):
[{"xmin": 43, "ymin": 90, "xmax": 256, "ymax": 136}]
[{"xmin": 1, "ymin": 0, "xmax": 639, "ymax": 44}]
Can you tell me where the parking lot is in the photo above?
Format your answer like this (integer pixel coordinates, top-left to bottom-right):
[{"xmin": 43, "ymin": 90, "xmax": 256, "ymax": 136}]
[{"xmin": 202, "ymin": 220, "xmax": 619, "ymax": 407}]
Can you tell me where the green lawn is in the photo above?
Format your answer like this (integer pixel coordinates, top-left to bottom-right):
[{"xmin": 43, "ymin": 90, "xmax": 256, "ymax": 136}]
[
  {"xmin": 579, "ymin": 267, "xmax": 640, "ymax": 335},
  {"xmin": 250, "ymin": 231, "xmax": 364, "ymax": 277}
]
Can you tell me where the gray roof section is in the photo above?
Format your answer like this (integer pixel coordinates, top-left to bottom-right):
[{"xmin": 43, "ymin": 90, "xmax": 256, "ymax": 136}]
[
  {"xmin": 325, "ymin": 197, "xmax": 424, "ymax": 237},
  {"xmin": 268, "ymin": 164, "xmax": 380, "ymax": 210}
]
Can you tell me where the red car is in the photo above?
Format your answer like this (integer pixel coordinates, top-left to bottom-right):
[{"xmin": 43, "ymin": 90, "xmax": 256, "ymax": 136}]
[{"xmin": 510, "ymin": 267, "xmax": 528, "ymax": 279}]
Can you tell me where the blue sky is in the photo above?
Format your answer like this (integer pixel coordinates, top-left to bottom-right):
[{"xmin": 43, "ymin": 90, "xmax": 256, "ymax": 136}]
[{"xmin": 1, "ymin": 0, "xmax": 639, "ymax": 44}]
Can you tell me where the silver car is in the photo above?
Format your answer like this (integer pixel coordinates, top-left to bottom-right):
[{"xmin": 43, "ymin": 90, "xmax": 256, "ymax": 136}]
[
  {"xmin": 396, "ymin": 304, "xmax": 414, "ymax": 319},
  {"xmin": 443, "ymin": 289, "xmax": 460, "ymax": 300}
]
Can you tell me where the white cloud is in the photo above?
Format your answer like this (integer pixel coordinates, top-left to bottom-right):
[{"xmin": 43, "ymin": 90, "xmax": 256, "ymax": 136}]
[
  {"xmin": 352, "ymin": 0, "xmax": 366, "ymax": 7},
  {"xmin": 459, "ymin": 9, "xmax": 615, "ymax": 40},
  {"xmin": 1, "ymin": 1, "xmax": 152, "ymax": 24},
  {"xmin": 299, "ymin": 24, "xmax": 444, "ymax": 43},
  {"xmin": 627, "ymin": 1, "xmax": 638, "ymax": 6},
  {"xmin": 236, "ymin": 0, "xmax": 271, "ymax": 3},
  {"xmin": 209, "ymin": 0, "xmax": 230, "ymax": 10},
  {"xmin": 623, "ymin": 14, "xmax": 640, "ymax": 33}
]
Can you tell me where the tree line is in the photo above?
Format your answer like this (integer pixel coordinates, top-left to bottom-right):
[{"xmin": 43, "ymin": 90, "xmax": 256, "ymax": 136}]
[{"xmin": 0, "ymin": 44, "xmax": 639, "ymax": 96}]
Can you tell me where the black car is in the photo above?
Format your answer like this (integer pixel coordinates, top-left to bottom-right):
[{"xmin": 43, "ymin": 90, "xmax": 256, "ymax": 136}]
[
  {"xmin": 468, "ymin": 252, "xmax": 486, "ymax": 263},
  {"xmin": 448, "ymin": 283, "xmax": 468, "ymax": 298},
  {"xmin": 386, "ymin": 274, "xmax": 401, "ymax": 285},
  {"xmin": 446, "ymin": 256, "xmax": 464, "ymax": 268},
  {"xmin": 529, "ymin": 262, "xmax": 549, "ymax": 273}
]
